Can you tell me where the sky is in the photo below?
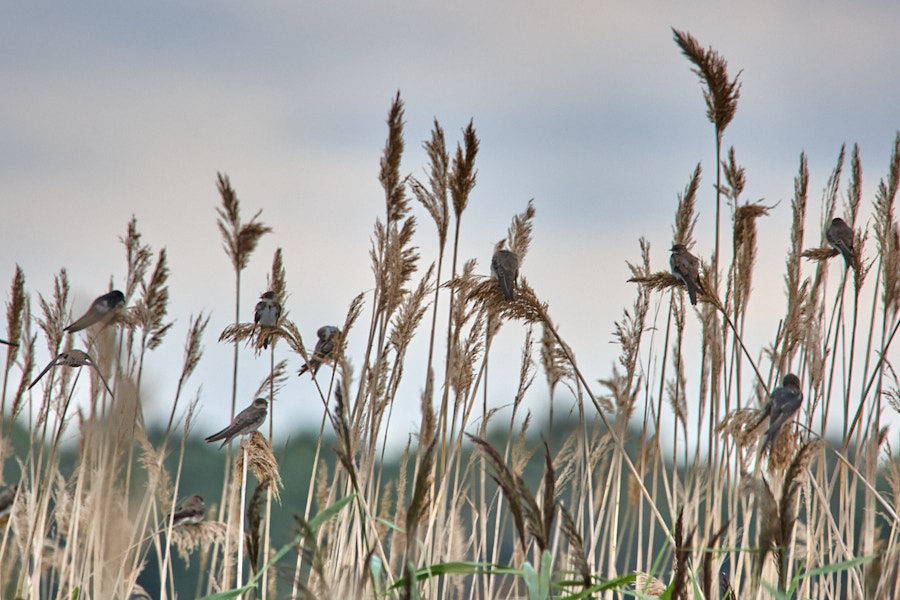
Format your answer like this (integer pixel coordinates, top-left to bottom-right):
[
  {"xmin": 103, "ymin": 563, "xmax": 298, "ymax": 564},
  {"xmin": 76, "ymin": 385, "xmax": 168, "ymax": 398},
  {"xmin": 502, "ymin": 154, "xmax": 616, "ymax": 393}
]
[{"xmin": 2, "ymin": 1, "xmax": 899, "ymax": 454}]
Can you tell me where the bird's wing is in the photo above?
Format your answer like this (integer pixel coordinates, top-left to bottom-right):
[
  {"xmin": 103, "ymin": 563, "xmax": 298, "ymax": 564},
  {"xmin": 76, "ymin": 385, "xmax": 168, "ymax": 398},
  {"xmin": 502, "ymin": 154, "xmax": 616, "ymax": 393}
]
[
  {"xmin": 765, "ymin": 388, "xmax": 803, "ymax": 439},
  {"xmin": 87, "ymin": 362, "xmax": 114, "ymax": 395},
  {"xmin": 65, "ymin": 309, "xmax": 103, "ymax": 333},
  {"xmin": 28, "ymin": 356, "xmax": 60, "ymax": 390},
  {"xmin": 753, "ymin": 402, "xmax": 772, "ymax": 428},
  {"xmin": 205, "ymin": 424, "xmax": 234, "ymax": 443}
]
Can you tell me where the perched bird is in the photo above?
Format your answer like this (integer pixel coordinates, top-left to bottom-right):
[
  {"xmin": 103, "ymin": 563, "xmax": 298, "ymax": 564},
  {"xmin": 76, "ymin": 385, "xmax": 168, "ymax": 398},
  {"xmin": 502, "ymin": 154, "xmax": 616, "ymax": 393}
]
[
  {"xmin": 0, "ymin": 485, "xmax": 17, "ymax": 520},
  {"xmin": 205, "ymin": 398, "xmax": 268, "ymax": 448},
  {"xmin": 128, "ymin": 585, "xmax": 153, "ymax": 600},
  {"xmin": 28, "ymin": 349, "xmax": 113, "ymax": 395},
  {"xmin": 65, "ymin": 290, "xmax": 125, "ymax": 333},
  {"xmin": 491, "ymin": 249, "xmax": 519, "ymax": 301},
  {"xmin": 826, "ymin": 217, "xmax": 855, "ymax": 270},
  {"xmin": 254, "ymin": 291, "xmax": 282, "ymax": 349},
  {"xmin": 168, "ymin": 495, "xmax": 205, "ymax": 527},
  {"xmin": 298, "ymin": 326, "xmax": 340, "ymax": 377},
  {"xmin": 757, "ymin": 373, "xmax": 804, "ymax": 454},
  {"xmin": 670, "ymin": 244, "xmax": 705, "ymax": 305}
]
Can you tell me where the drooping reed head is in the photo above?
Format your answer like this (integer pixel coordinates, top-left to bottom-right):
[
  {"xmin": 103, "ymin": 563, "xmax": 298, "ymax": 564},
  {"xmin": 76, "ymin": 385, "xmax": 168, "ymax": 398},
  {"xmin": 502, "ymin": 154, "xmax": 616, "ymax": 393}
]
[
  {"xmin": 733, "ymin": 200, "xmax": 771, "ymax": 313},
  {"xmin": 672, "ymin": 28, "xmax": 742, "ymax": 141}
]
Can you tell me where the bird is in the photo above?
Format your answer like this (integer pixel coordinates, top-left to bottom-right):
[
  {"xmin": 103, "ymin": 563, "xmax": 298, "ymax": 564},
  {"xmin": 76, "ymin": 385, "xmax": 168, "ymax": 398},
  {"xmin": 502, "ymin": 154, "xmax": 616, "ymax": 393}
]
[
  {"xmin": 491, "ymin": 249, "xmax": 519, "ymax": 301},
  {"xmin": 825, "ymin": 217, "xmax": 855, "ymax": 270},
  {"xmin": 757, "ymin": 373, "xmax": 804, "ymax": 454},
  {"xmin": 0, "ymin": 485, "xmax": 17, "ymax": 520},
  {"xmin": 205, "ymin": 398, "xmax": 268, "ymax": 448},
  {"xmin": 64, "ymin": 290, "xmax": 125, "ymax": 333},
  {"xmin": 168, "ymin": 495, "xmax": 205, "ymax": 527},
  {"xmin": 254, "ymin": 291, "xmax": 282, "ymax": 349},
  {"xmin": 128, "ymin": 585, "xmax": 152, "ymax": 600},
  {"xmin": 670, "ymin": 244, "xmax": 705, "ymax": 305},
  {"xmin": 28, "ymin": 349, "xmax": 113, "ymax": 395},
  {"xmin": 298, "ymin": 326, "xmax": 340, "ymax": 377}
]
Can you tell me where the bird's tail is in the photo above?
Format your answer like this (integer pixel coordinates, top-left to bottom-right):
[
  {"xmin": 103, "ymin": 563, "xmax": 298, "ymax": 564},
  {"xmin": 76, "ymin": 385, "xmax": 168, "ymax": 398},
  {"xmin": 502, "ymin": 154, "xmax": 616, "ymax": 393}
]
[
  {"xmin": 298, "ymin": 359, "xmax": 321, "ymax": 377},
  {"xmin": 689, "ymin": 274, "xmax": 708, "ymax": 305}
]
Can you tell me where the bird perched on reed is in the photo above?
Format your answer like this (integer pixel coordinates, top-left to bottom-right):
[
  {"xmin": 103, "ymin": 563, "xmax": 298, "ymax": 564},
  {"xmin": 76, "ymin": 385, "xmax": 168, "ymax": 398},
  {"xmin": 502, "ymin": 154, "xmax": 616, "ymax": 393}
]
[
  {"xmin": 491, "ymin": 249, "xmax": 519, "ymax": 301},
  {"xmin": 669, "ymin": 244, "xmax": 704, "ymax": 305},
  {"xmin": 128, "ymin": 585, "xmax": 152, "ymax": 600},
  {"xmin": 205, "ymin": 398, "xmax": 268, "ymax": 448},
  {"xmin": 825, "ymin": 217, "xmax": 855, "ymax": 271},
  {"xmin": 28, "ymin": 349, "xmax": 113, "ymax": 395},
  {"xmin": 168, "ymin": 495, "xmax": 205, "ymax": 527},
  {"xmin": 756, "ymin": 373, "xmax": 804, "ymax": 454},
  {"xmin": 0, "ymin": 485, "xmax": 17, "ymax": 521},
  {"xmin": 65, "ymin": 290, "xmax": 125, "ymax": 333},
  {"xmin": 298, "ymin": 325, "xmax": 340, "ymax": 377},
  {"xmin": 254, "ymin": 291, "xmax": 282, "ymax": 349}
]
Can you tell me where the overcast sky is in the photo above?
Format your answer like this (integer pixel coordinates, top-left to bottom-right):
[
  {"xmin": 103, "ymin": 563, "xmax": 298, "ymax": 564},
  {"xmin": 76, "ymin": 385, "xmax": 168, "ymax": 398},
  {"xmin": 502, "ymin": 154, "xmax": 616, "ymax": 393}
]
[{"xmin": 2, "ymin": 1, "xmax": 899, "ymax": 453}]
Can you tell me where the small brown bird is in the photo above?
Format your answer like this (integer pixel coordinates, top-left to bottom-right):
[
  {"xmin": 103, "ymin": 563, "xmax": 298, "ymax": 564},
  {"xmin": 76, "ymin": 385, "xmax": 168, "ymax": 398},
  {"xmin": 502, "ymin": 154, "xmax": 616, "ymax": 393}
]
[
  {"xmin": 670, "ymin": 244, "xmax": 704, "ymax": 305},
  {"xmin": 298, "ymin": 326, "xmax": 340, "ymax": 377},
  {"xmin": 205, "ymin": 398, "xmax": 268, "ymax": 448},
  {"xmin": 825, "ymin": 217, "xmax": 855, "ymax": 270},
  {"xmin": 0, "ymin": 485, "xmax": 17, "ymax": 520},
  {"xmin": 65, "ymin": 290, "xmax": 125, "ymax": 333},
  {"xmin": 757, "ymin": 373, "xmax": 804, "ymax": 454},
  {"xmin": 254, "ymin": 291, "xmax": 282, "ymax": 349},
  {"xmin": 169, "ymin": 495, "xmax": 205, "ymax": 526},
  {"xmin": 491, "ymin": 249, "xmax": 519, "ymax": 301},
  {"xmin": 28, "ymin": 349, "xmax": 113, "ymax": 395},
  {"xmin": 128, "ymin": 585, "xmax": 152, "ymax": 600}
]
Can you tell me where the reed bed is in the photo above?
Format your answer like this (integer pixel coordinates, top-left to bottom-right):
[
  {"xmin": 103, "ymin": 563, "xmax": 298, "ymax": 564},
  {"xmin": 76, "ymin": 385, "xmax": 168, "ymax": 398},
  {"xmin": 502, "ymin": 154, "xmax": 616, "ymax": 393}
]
[{"xmin": 2, "ymin": 30, "xmax": 900, "ymax": 600}]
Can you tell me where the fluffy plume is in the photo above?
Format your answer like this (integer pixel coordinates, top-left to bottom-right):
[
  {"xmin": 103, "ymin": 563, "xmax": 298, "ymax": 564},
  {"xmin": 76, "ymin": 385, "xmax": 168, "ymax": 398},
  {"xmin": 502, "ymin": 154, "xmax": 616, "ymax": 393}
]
[
  {"xmin": 216, "ymin": 172, "xmax": 273, "ymax": 272},
  {"xmin": 672, "ymin": 164, "xmax": 702, "ymax": 247},
  {"xmin": 450, "ymin": 120, "xmax": 479, "ymax": 219},
  {"xmin": 410, "ymin": 119, "xmax": 450, "ymax": 248},
  {"xmin": 672, "ymin": 29, "xmax": 742, "ymax": 140}
]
